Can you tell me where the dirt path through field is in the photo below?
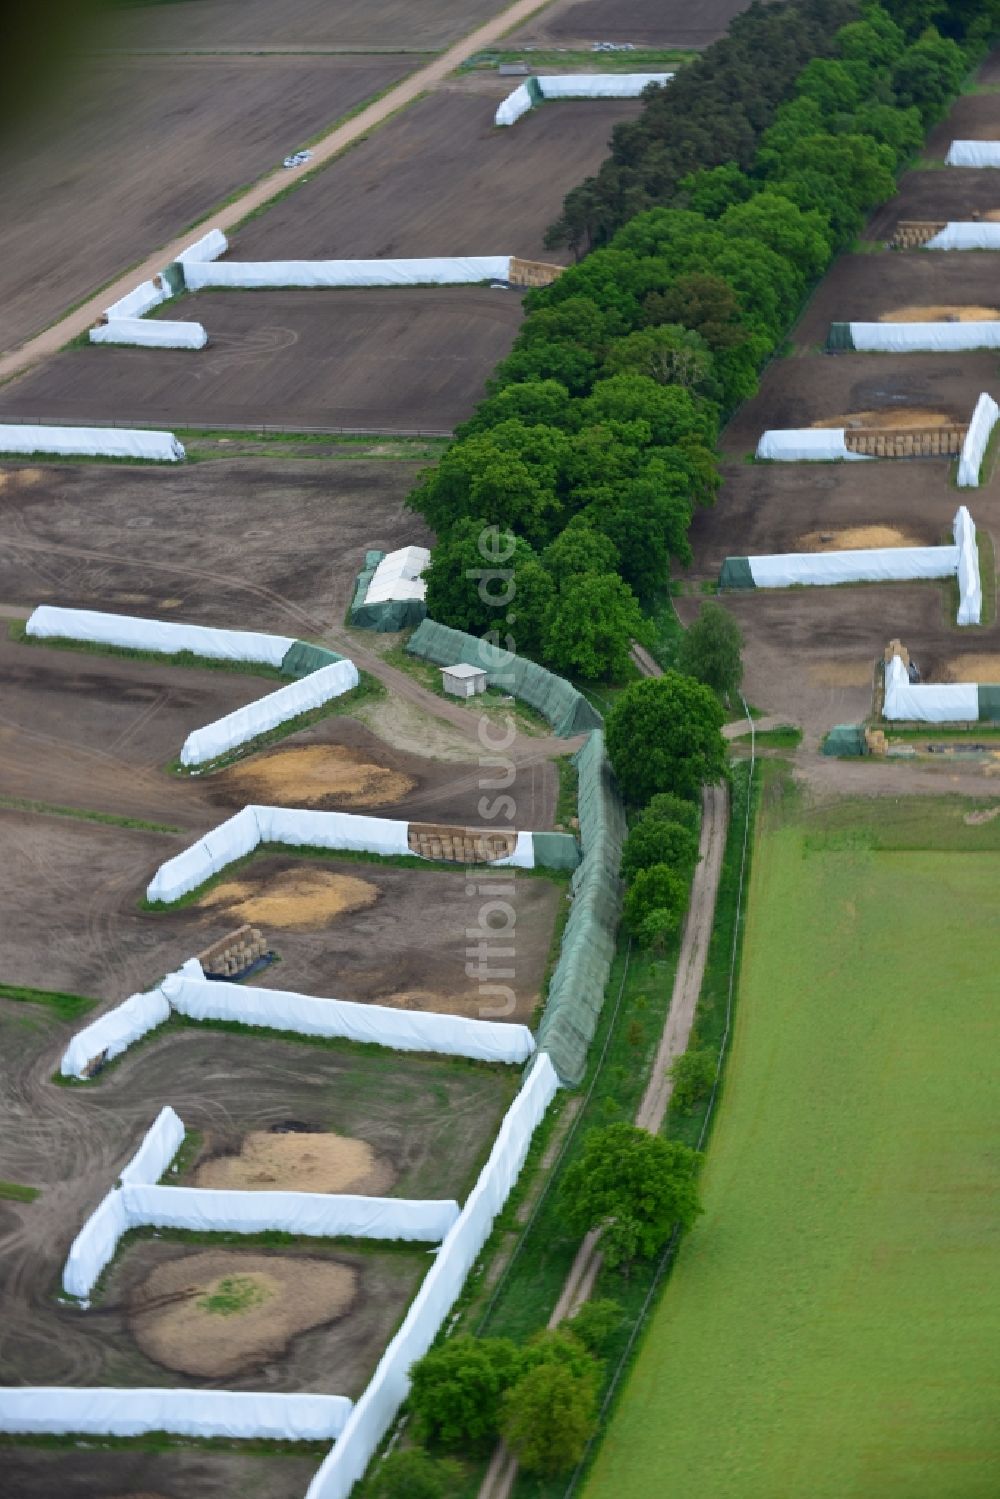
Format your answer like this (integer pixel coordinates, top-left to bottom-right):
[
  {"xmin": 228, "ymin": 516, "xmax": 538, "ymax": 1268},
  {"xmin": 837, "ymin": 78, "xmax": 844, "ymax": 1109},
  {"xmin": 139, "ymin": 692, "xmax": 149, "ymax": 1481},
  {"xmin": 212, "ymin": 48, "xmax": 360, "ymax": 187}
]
[
  {"xmin": 478, "ymin": 762, "xmax": 732, "ymax": 1499},
  {"xmin": 0, "ymin": 0, "xmax": 558, "ymax": 383}
]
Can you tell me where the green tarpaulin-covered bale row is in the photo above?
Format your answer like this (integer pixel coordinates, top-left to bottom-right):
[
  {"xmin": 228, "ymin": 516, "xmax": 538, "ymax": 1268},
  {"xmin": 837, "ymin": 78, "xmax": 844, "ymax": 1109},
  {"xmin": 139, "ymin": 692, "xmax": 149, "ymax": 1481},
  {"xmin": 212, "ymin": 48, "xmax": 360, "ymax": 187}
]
[
  {"xmin": 822, "ymin": 724, "xmax": 866, "ymax": 756},
  {"xmin": 537, "ymin": 730, "xmax": 626, "ymax": 1086},
  {"xmin": 826, "ymin": 322, "xmax": 856, "ymax": 352},
  {"xmin": 977, "ymin": 685, "xmax": 1000, "ymax": 721},
  {"xmin": 719, "ymin": 557, "xmax": 755, "ymax": 589},
  {"xmin": 406, "ymin": 618, "xmax": 602, "ymax": 738},
  {"xmin": 279, "ymin": 641, "xmax": 344, "ymax": 679}
]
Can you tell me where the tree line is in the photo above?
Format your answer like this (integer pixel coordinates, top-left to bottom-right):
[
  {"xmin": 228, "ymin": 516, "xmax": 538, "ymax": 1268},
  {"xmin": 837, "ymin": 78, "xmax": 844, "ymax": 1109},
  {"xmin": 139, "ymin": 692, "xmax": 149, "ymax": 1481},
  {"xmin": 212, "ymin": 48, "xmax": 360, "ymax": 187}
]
[{"xmin": 409, "ymin": 1, "xmax": 988, "ymax": 685}]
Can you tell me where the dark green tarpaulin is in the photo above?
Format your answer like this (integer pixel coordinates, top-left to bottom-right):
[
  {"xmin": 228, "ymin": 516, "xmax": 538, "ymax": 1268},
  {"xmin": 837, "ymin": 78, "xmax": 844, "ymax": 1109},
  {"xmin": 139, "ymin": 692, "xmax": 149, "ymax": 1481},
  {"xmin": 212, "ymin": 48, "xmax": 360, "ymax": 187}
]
[
  {"xmin": 536, "ymin": 730, "xmax": 626, "ymax": 1085},
  {"xmin": 822, "ymin": 724, "xmax": 866, "ymax": 756},
  {"xmin": 719, "ymin": 557, "xmax": 755, "ymax": 589},
  {"xmin": 826, "ymin": 322, "xmax": 855, "ymax": 352},
  {"xmin": 977, "ymin": 685, "xmax": 1000, "ymax": 721},
  {"xmin": 280, "ymin": 641, "xmax": 343, "ymax": 678},
  {"xmin": 407, "ymin": 618, "xmax": 602, "ymax": 738}
]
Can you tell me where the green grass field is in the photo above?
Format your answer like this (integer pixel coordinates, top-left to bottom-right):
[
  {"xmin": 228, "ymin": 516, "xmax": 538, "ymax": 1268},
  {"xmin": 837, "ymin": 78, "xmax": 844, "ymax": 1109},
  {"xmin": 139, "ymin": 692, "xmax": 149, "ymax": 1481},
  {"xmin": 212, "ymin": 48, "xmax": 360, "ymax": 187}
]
[{"xmin": 585, "ymin": 795, "xmax": 998, "ymax": 1499}]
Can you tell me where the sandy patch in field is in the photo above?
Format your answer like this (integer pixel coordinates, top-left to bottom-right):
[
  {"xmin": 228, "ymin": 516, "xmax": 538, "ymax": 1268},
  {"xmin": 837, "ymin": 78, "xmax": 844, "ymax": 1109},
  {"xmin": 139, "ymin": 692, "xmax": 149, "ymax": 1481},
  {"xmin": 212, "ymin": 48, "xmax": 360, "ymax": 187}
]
[
  {"xmin": 200, "ymin": 867, "xmax": 379, "ymax": 928},
  {"xmin": 942, "ymin": 654, "xmax": 1000, "ymax": 681},
  {"xmin": 131, "ymin": 1251, "xmax": 357, "ymax": 1378},
  {"xmin": 814, "ymin": 407, "xmax": 954, "ymax": 430},
  {"xmin": 382, "ymin": 987, "xmax": 508, "ymax": 1018},
  {"xmin": 220, "ymin": 744, "xmax": 415, "ymax": 809},
  {"xmin": 797, "ymin": 525, "xmax": 923, "ymax": 551},
  {"xmin": 809, "ymin": 662, "xmax": 873, "ymax": 687},
  {"xmin": 880, "ymin": 304, "xmax": 1000, "ymax": 322},
  {"xmin": 194, "ymin": 1130, "xmax": 395, "ymax": 1195},
  {"xmin": 963, "ymin": 805, "xmax": 1000, "ymax": 824}
]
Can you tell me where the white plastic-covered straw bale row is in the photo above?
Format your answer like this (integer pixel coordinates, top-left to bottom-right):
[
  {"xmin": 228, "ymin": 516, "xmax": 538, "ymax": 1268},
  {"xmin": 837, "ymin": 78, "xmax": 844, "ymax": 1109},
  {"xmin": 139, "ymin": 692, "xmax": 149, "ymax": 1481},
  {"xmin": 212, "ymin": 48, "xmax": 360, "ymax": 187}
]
[
  {"xmin": 0, "ymin": 1388, "xmax": 351, "ymax": 1441},
  {"xmin": 846, "ymin": 321, "xmax": 1000, "ymax": 353},
  {"xmin": 304, "ymin": 1053, "xmax": 560, "ymax": 1499},
  {"xmin": 60, "ymin": 969, "xmax": 537, "ymax": 1079},
  {"xmin": 744, "ymin": 544, "xmax": 959, "ymax": 589},
  {"xmin": 958, "ymin": 393, "xmax": 1000, "ymax": 486},
  {"xmin": 883, "ymin": 651, "xmax": 978, "ymax": 721},
  {"xmin": 926, "ymin": 221, "xmax": 1000, "ymax": 249},
  {"xmin": 182, "ymin": 256, "xmax": 512, "ymax": 290},
  {"xmin": 0, "ymin": 425, "xmax": 184, "ymax": 461},
  {"xmin": 91, "ymin": 318, "xmax": 207, "ymax": 349},
  {"xmin": 146, "ymin": 806, "xmax": 536, "ymax": 904},
  {"xmin": 945, "ymin": 140, "xmax": 1000, "ymax": 167},
  {"xmin": 180, "ymin": 658, "xmax": 359, "ymax": 766},
  {"xmin": 26, "ymin": 605, "xmax": 295, "ymax": 665},
  {"xmin": 755, "ymin": 429, "xmax": 871, "ymax": 461},
  {"xmin": 63, "ymin": 1107, "xmax": 460, "ymax": 1298},
  {"xmin": 494, "ymin": 73, "xmax": 672, "ymax": 126}
]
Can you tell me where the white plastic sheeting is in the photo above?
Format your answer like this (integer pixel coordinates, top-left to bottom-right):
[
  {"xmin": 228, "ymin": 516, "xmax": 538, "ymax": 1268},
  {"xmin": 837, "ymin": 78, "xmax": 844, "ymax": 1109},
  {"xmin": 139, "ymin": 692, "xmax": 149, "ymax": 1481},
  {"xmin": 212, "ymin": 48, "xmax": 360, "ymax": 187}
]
[
  {"xmin": 945, "ymin": 140, "xmax": 1000, "ymax": 167},
  {"xmin": 177, "ymin": 227, "xmax": 228, "ymax": 263},
  {"xmin": 749, "ymin": 546, "xmax": 959, "ymax": 589},
  {"xmin": 162, "ymin": 973, "xmax": 537, "ymax": 1064},
  {"xmin": 495, "ymin": 82, "xmax": 533, "ymax": 125},
  {"xmin": 26, "ymin": 605, "xmax": 295, "ymax": 665},
  {"xmin": 0, "ymin": 1388, "xmax": 351, "ymax": 1441},
  {"xmin": 63, "ymin": 1188, "xmax": 129, "ymax": 1297},
  {"xmin": 883, "ymin": 652, "xmax": 979, "ymax": 721},
  {"xmin": 123, "ymin": 1184, "xmax": 459, "ymax": 1242},
  {"xmin": 926, "ymin": 221, "xmax": 1000, "ymax": 250},
  {"xmin": 90, "ymin": 318, "xmax": 208, "ymax": 349},
  {"xmin": 104, "ymin": 278, "xmax": 169, "ymax": 320},
  {"xmin": 849, "ymin": 320, "xmax": 1000, "ymax": 352},
  {"xmin": 147, "ymin": 806, "xmax": 536, "ymax": 903},
  {"xmin": 59, "ymin": 985, "xmax": 171, "ymax": 1078},
  {"xmin": 537, "ymin": 72, "xmax": 672, "ymax": 97},
  {"xmin": 954, "ymin": 504, "xmax": 982, "ymax": 625},
  {"xmin": 365, "ymin": 545, "xmax": 430, "ymax": 605},
  {"xmin": 305, "ymin": 1054, "xmax": 560, "ymax": 1499},
  {"xmin": 958, "ymin": 392, "xmax": 1000, "ymax": 486},
  {"xmin": 494, "ymin": 73, "xmax": 671, "ymax": 126},
  {"xmin": 118, "ymin": 1106, "xmax": 185, "ymax": 1187},
  {"xmin": 179, "ymin": 658, "xmax": 360, "ymax": 767},
  {"xmin": 183, "ymin": 257, "xmax": 512, "ymax": 290},
  {"xmin": 756, "ymin": 428, "xmax": 871, "ymax": 461},
  {"xmin": 0, "ymin": 424, "xmax": 184, "ymax": 461}
]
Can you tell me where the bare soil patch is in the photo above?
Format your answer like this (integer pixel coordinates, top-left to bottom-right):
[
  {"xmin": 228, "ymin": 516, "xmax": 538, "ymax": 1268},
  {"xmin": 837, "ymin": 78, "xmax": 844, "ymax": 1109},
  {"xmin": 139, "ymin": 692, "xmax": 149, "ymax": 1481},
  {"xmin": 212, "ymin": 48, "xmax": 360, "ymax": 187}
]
[
  {"xmin": 193, "ymin": 1130, "xmax": 395, "ymax": 1195},
  {"xmin": 880, "ymin": 304, "xmax": 1000, "ymax": 322},
  {"xmin": 808, "ymin": 662, "xmax": 875, "ymax": 688},
  {"xmin": 130, "ymin": 1250, "xmax": 357, "ymax": 1378},
  {"xmin": 200, "ymin": 867, "xmax": 380, "ymax": 929},
  {"xmin": 233, "ymin": 88, "xmax": 641, "ymax": 266},
  {"xmin": 0, "ymin": 1448, "xmax": 319, "ymax": 1499},
  {"xmin": 867, "ymin": 171, "xmax": 1000, "ymax": 241},
  {"xmin": 109, "ymin": 0, "xmax": 503, "ymax": 50},
  {"xmin": 0, "ymin": 287, "xmax": 526, "ymax": 432},
  {"xmin": 923, "ymin": 92, "xmax": 1000, "ymax": 161},
  {"xmin": 942, "ymin": 655, "xmax": 1000, "ymax": 681},
  {"xmin": 0, "ymin": 54, "xmax": 415, "ymax": 351},
  {"xmin": 797, "ymin": 526, "xmax": 923, "ymax": 550},
  {"xmin": 0, "ymin": 457, "xmax": 429, "ymax": 636},
  {"xmin": 218, "ymin": 744, "xmax": 415, "ymax": 809},
  {"xmin": 510, "ymin": 0, "xmax": 752, "ymax": 48}
]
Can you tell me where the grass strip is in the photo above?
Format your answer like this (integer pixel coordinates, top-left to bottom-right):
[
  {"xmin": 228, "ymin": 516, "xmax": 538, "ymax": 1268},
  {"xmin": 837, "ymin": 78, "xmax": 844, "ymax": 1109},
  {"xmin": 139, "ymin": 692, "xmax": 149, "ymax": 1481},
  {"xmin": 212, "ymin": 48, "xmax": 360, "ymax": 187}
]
[
  {"xmin": 0, "ymin": 1181, "xmax": 40, "ymax": 1202},
  {"xmin": 0, "ymin": 795, "xmax": 181, "ymax": 835},
  {"xmin": 0, "ymin": 983, "xmax": 98, "ymax": 1021},
  {"xmin": 0, "ymin": 1432, "xmax": 329, "ymax": 1459},
  {"xmin": 728, "ymin": 725, "xmax": 802, "ymax": 748}
]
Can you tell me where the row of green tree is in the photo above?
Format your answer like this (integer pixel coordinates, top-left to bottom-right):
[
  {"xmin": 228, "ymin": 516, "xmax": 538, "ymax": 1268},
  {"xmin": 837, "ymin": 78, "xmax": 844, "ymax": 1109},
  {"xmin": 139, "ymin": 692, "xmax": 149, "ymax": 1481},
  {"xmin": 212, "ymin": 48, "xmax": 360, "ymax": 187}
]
[
  {"xmin": 410, "ymin": 2, "xmax": 984, "ymax": 683},
  {"xmin": 362, "ymin": 1123, "xmax": 704, "ymax": 1494}
]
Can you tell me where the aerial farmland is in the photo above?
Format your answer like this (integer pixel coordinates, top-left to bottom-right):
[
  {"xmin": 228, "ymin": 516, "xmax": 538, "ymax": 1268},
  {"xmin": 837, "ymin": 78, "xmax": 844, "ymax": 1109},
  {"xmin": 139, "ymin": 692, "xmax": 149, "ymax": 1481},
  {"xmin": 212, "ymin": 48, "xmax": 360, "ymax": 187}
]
[{"xmin": 0, "ymin": 3, "xmax": 996, "ymax": 1499}]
